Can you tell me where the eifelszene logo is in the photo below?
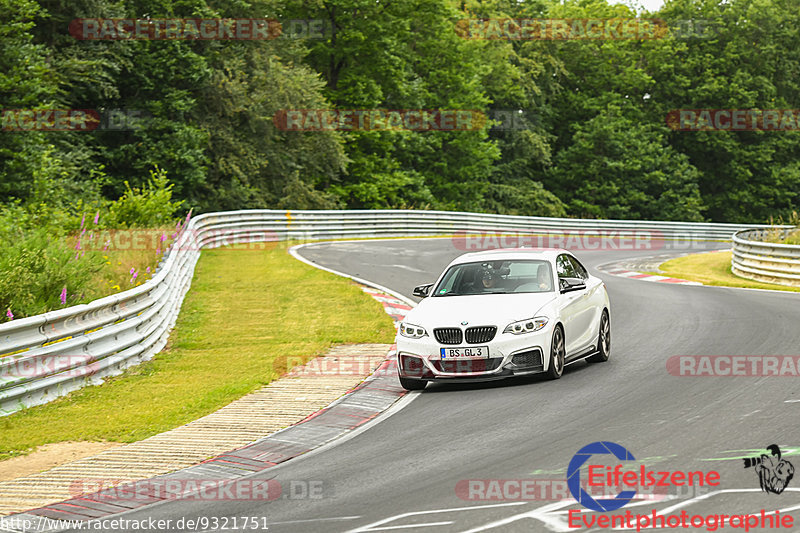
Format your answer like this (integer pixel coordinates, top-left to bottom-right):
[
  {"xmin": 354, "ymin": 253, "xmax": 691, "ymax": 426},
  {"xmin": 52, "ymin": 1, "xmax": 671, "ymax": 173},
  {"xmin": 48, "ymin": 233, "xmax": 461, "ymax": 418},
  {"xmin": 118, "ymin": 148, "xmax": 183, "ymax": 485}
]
[
  {"xmin": 743, "ymin": 445, "xmax": 794, "ymax": 494},
  {"xmin": 567, "ymin": 441, "xmax": 721, "ymax": 512}
]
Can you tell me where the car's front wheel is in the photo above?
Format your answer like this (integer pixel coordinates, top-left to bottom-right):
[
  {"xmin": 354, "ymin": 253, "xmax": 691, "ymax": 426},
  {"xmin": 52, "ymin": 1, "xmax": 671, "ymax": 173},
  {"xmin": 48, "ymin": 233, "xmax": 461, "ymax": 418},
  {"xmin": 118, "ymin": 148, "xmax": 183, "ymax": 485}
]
[
  {"xmin": 588, "ymin": 310, "xmax": 610, "ymax": 363},
  {"xmin": 546, "ymin": 326, "xmax": 565, "ymax": 380},
  {"xmin": 399, "ymin": 376, "xmax": 427, "ymax": 391}
]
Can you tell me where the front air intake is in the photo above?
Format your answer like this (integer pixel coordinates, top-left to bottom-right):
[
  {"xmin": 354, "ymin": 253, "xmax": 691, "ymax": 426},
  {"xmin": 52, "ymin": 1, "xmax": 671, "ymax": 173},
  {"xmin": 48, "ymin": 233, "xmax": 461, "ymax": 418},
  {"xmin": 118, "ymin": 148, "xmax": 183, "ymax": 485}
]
[
  {"xmin": 465, "ymin": 326, "xmax": 496, "ymax": 344},
  {"xmin": 433, "ymin": 328, "xmax": 463, "ymax": 345}
]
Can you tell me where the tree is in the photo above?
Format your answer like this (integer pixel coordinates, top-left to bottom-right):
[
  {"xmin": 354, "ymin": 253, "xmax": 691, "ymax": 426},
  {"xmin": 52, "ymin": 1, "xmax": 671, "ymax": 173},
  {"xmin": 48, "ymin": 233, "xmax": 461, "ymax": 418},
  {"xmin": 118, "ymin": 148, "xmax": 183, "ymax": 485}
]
[{"xmin": 549, "ymin": 108, "xmax": 704, "ymax": 221}]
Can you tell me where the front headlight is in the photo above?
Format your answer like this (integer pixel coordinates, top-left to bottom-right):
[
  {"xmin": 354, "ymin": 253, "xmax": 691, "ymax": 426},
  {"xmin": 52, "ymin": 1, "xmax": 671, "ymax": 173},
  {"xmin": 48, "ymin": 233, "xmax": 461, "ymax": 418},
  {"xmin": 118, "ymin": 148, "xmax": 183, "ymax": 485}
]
[
  {"xmin": 399, "ymin": 322, "xmax": 428, "ymax": 339},
  {"xmin": 503, "ymin": 317, "xmax": 548, "ymax": 335}
]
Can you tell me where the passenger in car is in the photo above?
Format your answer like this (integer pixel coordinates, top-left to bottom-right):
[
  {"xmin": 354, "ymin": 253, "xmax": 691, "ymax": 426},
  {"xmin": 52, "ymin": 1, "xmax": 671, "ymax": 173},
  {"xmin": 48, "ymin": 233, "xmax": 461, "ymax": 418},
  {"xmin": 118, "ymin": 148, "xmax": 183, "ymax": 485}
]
[{"xmin": 537, "ymin": 266, "xmax": 552, "ymax": 291}]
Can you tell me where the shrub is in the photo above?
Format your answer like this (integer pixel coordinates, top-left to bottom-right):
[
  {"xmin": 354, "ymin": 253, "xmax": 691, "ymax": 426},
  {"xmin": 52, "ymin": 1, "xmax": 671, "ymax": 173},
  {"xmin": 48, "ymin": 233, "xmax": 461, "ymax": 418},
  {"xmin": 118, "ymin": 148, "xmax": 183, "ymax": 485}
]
[
  {"xmin": 0, "ymin": 167, "xmax": 185, "ymax": 322},
  {"xmin": 105, "ymin": 167, "xmax": 184, "ymax": 229},
  {"xmin": 0, "ymin": 227, "xmax": 106, "ymax": 319}
]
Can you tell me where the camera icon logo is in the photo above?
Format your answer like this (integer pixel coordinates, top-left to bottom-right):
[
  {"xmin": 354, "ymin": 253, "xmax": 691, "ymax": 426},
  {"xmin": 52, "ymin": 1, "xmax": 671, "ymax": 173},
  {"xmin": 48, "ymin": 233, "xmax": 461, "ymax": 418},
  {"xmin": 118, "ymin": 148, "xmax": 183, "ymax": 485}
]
[{"xmin": 743, "ymin": 444, "xmax": 794, "ymax": 494}]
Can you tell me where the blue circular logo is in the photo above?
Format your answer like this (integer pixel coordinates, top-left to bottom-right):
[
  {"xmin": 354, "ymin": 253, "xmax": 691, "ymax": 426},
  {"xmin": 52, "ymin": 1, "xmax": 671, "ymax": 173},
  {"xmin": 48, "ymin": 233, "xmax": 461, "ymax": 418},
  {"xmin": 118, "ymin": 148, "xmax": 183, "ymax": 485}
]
[{"xmin": 567, "ymin": 441, "xmax": 637, "ymax": 512}]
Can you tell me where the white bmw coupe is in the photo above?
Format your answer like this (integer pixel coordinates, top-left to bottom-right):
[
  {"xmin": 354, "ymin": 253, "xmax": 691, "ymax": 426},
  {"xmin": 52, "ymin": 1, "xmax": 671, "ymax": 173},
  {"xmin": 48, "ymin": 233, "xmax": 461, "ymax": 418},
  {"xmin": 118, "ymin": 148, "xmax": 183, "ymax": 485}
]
[{"xmin": 395, "ymin": 248, "xmax": 611, "ymax": 390}]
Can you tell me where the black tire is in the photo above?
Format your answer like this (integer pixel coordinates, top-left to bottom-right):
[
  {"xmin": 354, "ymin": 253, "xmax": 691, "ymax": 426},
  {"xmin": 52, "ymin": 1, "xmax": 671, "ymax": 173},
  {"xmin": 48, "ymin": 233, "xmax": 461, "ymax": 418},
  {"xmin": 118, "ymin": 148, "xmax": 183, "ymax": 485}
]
[
  {"xmin": 399, "ymin": 376, "xmax": 427, "ymax": 391},
  {"xmin": 546, "ymin": 326, "xmax": 565, "ymax": 380},
  {"xmin": 588, "ymin": 310, "xmax": 611, "ymax": 363}
]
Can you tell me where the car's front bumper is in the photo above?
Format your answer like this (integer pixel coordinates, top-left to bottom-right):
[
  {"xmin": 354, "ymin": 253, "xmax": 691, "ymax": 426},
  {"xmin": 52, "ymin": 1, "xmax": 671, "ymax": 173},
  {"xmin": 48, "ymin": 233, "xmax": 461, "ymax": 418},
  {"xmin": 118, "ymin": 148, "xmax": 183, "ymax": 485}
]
[{"xmin": 396, "ymin": 327, "xmax": 552, "ymax": 381}]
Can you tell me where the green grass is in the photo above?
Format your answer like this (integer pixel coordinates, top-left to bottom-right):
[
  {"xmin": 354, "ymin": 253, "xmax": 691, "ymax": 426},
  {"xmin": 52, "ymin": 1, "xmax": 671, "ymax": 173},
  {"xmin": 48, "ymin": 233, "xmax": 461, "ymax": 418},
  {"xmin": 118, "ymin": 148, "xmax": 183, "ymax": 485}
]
[
  {"xmin": 658, "ymin": 251, "xmax": 800, "ymax": 292},
  {"xmin": 0, "ymin": 246, "xmax": 395, "ymax": 460}
]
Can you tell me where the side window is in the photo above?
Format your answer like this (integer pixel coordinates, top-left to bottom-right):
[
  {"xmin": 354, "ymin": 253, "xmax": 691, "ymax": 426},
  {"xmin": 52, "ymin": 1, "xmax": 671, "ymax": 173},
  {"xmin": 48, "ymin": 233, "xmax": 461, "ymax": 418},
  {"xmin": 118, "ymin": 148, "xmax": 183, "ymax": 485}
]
[
  {"xmin": 439, "ymin": 271, "xmax": 459, "ymax": 294},
  {"xmin": 435, "ymin": 265, "xmax": 463, "ymax": 295},
  {"xmin": 568, "ymin": 256, "xmax": 589, "ymax": 280},
  {"xmin": 556, "ymin": 255, "xmax": 577, "ymax": 279}
]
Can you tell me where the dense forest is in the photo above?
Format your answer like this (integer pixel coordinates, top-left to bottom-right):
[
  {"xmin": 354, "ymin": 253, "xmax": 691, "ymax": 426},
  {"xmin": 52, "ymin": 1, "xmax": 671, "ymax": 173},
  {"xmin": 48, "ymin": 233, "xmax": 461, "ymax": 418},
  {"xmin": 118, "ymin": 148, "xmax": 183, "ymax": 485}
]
[{"xmin": 2, "ymin": 0, "xmax": 800, "ymax": 226}]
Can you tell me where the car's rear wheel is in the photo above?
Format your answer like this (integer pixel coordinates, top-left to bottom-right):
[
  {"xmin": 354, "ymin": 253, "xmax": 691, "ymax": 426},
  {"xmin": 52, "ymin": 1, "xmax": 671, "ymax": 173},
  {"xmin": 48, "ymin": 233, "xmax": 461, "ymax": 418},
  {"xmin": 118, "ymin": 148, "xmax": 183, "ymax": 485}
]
[
  {"xmin": 399, "ymin": 376, "xmax": 427, "ymax": 391},
  {"xmin": 546, "ymin": 326, "xmax": 565, "ymax": 379},
  {"xmin": 588, "ymin": 310, "xmax": 610, "ymax": 363}
]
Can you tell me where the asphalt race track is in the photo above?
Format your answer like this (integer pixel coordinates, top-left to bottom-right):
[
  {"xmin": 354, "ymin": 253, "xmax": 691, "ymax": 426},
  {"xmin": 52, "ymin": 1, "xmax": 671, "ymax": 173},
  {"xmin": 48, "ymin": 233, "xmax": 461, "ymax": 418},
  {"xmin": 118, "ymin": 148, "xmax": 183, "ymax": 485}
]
[{"xmin": 96, "ymin": 238, "xmax": 800, "ymax": 532}]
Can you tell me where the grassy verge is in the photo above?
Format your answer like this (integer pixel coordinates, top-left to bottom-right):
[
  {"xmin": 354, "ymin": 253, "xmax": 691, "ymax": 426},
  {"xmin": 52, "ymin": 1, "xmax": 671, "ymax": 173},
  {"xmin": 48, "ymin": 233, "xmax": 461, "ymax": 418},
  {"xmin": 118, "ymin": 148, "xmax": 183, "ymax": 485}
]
[
  {"xmin": 658, "ymin": 251, "xmax": 800, "ymax": 292},
  {"xmin": 88, "ymin": 225, "xmax": 175, "ymax": 295},
  {"xmin": 0, "ymin": 245, "xmax": 395, "ymax": 460}
]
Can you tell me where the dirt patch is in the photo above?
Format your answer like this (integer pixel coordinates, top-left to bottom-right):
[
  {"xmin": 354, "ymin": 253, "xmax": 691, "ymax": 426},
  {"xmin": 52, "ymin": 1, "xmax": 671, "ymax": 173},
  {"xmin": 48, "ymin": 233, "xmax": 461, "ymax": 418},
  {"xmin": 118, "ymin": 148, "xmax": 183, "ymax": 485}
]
[{"xmin": 0, "ymin": 442, "xmax": 122, "ymax": 482}]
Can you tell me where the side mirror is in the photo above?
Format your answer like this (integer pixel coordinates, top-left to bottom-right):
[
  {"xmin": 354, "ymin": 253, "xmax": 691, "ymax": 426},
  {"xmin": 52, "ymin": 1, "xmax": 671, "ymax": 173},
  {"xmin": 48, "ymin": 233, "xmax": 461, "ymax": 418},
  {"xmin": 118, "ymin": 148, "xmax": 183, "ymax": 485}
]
[
  {"xmin": 413, "ymin": 283, "xmax": 434, "ymax": 298},
  {"xmin": 559, "ymin": 277, "xmax": 586, "ymax": 293}
]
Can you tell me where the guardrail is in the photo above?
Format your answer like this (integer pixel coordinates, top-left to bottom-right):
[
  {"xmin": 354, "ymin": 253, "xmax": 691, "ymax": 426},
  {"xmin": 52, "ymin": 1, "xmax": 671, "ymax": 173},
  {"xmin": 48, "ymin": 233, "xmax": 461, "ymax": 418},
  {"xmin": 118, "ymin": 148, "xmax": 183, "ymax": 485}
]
[
  {"xmin": 0, "ymin": 209, "xmax": 781, "ymax": 415},
  {"xmin": 732, "ymin": 228, "xmax": 800, "ymax": 287}
]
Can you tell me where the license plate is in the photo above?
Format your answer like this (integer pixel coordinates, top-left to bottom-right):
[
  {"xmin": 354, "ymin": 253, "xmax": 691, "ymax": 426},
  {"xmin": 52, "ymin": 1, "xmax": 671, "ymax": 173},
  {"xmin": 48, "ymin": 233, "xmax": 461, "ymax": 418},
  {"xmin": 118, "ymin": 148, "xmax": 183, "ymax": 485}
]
[{"xmin": 440, "ymin": 346, "xmax": 489, "ymax": 359}]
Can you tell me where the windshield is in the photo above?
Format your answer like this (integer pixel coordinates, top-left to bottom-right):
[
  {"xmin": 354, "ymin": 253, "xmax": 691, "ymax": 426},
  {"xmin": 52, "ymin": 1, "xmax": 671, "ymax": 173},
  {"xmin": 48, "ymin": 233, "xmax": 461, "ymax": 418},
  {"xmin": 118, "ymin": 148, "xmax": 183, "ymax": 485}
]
[{"xmin": 432, "ymin": 259, "xmax": 554, "ymax": 296}]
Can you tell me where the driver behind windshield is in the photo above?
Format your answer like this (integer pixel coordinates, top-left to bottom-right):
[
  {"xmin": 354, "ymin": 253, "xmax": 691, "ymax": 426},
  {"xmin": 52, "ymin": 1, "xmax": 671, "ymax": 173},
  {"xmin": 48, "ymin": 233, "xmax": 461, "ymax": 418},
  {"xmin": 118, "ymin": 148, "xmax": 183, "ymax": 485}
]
[{"xmin": 480, "ymin": 261, "xmax": 509, "ymax": 290}]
